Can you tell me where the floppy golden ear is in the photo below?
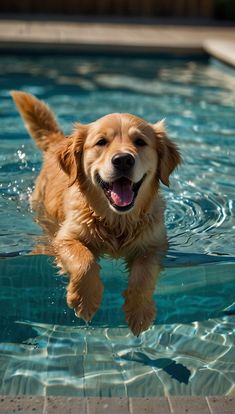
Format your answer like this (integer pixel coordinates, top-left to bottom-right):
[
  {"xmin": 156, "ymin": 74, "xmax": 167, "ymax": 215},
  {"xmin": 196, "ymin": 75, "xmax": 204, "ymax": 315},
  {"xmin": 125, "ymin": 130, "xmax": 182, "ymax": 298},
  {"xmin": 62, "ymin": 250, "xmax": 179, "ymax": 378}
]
[
  {"xmin": 56, "ymin": 138, "xmax": 78, "ymax": 186},
  {"xmin": 153, "ymin": 120, "xmax": 181, "ymax": 187},
  {"xmin": 56, "ymin": 124, "xmax": 87, "ymax": 187}
]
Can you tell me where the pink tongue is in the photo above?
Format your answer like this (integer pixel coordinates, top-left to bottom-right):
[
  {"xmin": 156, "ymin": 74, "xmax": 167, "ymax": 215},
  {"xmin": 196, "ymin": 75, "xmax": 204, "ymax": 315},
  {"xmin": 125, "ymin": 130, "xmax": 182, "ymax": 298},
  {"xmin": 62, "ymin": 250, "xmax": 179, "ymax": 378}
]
[{"xmin": 111, "ymin": 180, "xmax": 134, "ymax": 207}]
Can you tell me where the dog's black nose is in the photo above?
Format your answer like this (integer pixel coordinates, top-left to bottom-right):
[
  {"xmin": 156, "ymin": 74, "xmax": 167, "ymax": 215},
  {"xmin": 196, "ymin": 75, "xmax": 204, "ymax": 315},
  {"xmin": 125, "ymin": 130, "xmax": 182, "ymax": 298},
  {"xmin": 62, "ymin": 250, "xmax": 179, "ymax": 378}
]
[{"xmin": 112, "ymin": 153, "xmax": 135, "ymax": 171}]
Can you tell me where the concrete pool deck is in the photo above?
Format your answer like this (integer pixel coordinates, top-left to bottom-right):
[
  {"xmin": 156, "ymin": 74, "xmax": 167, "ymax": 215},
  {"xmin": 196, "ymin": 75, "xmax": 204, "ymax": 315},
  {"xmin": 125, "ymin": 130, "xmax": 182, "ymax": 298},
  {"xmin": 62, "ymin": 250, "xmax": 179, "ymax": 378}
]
[
  {"xmin": 0, "ymin": 395, "xmax": 235, "ymax": 413},
  {"xmin": 0, "ymin": 15, "xmax": 235, "ymax": 414},
  {"xmin": 0, "ymin": 17, "xmax": 235, "ymax": 66}
]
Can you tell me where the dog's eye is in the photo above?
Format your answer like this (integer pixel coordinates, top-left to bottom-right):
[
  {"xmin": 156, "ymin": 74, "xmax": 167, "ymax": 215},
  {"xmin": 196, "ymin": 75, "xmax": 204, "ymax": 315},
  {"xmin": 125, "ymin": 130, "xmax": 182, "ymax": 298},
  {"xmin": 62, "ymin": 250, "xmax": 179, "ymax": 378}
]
[
  {"xmin": 96, "ymin": 138, "xmax": 108, "ymax": 146},
  {"xmin": 135, "ymin": 138, "xmax": 147, "ymax": 147}
]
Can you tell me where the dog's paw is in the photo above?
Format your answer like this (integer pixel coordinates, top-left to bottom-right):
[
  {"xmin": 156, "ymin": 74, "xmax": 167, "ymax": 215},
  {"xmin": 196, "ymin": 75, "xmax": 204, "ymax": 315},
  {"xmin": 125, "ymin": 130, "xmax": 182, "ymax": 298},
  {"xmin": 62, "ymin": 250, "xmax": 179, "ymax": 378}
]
[
  {"xmin": 123, "ymin": 290, "xmax": 156, "ymax": 336},
  {"xmin": 67, "ymin": 277, "xmax": 104, "ymax": 322}
]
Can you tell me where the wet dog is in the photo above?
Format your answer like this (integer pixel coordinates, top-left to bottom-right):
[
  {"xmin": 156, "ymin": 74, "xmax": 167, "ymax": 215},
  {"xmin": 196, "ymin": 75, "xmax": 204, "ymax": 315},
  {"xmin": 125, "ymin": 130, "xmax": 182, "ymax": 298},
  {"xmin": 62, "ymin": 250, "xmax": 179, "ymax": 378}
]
[{"xmin": 12, "ymin": 91, "xmax": 181, "ymax": 335}]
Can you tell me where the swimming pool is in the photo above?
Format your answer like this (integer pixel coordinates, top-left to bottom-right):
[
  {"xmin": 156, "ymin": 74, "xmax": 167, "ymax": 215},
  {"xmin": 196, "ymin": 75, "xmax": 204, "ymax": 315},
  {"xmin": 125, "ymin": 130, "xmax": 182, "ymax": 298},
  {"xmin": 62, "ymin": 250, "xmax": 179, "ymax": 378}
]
[{"xmin": 0, "ymin": 54, "xmax": 234, "ymax": 397}]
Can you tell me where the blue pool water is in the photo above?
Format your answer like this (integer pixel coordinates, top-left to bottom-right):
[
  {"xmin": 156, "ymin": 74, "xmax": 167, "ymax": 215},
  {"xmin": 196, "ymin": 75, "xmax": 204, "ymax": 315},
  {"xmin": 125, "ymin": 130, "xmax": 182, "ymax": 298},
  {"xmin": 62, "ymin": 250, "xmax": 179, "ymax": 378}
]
[{"xmin": 0, "ymin": 54, "xmax": 234, "ymax": 396}]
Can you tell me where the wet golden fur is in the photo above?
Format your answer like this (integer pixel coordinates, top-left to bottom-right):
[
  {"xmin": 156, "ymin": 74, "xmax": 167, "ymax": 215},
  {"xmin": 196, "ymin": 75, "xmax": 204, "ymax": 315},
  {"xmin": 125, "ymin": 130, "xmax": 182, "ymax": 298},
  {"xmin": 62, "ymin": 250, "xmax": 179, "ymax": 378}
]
[{"xmin": 11, "ymin": 91, "xmax": 181, "ymax": 336}]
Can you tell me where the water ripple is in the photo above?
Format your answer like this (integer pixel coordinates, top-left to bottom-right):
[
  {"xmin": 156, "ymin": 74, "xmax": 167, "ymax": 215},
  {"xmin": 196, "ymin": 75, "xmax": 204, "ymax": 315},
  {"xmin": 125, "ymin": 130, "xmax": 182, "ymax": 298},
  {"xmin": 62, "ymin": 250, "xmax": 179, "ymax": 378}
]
[
  {"xmin": 0, "ymin": 320, "xmax": 234, "ymax": 397},
  {"xmin": 0, "ymin": 56, "xmax": 235, "ymax": 397},
  {"xmin": 1, "ymin": 55, "xmax": 234, "ymax": 257}
]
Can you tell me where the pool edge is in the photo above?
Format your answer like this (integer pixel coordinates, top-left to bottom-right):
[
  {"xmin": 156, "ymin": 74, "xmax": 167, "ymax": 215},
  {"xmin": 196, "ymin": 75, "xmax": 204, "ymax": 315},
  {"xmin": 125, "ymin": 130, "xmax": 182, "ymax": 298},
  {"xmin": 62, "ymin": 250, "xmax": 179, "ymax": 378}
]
[
  {"xmin": 0, "ymin": 17, "xmax": 235, "ymax": 64},
  {"xmin": 203, "ymin": 39, "xmax": 235, "ymax": 68},
  {"xmin": 0, "ymin": 395, "xmax": 235, "ymax": 413}
]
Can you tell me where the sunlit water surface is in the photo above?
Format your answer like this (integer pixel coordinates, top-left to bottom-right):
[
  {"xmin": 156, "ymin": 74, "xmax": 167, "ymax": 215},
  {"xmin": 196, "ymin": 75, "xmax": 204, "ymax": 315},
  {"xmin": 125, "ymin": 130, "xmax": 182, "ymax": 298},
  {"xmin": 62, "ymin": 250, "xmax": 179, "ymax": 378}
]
[{"xmin": 0, "ymin": 54, "xmax": 234, "ymax": 396}]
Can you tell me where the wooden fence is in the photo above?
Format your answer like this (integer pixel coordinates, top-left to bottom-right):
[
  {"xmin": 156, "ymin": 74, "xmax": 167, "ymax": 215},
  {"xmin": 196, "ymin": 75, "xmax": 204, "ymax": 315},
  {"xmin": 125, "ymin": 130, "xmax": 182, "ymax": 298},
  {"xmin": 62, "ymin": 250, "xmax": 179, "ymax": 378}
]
[{"xmin": 0, "ymin": 0, "xmax": 214, "ymax": 18}]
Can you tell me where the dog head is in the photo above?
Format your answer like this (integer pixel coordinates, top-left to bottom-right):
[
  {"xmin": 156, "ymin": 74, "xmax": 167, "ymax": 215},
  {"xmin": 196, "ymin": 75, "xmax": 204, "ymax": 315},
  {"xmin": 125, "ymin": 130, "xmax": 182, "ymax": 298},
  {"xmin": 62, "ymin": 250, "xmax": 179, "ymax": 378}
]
[{"xmin": 57, "ymin": 113, "xmax": 181, "ymax": 214}]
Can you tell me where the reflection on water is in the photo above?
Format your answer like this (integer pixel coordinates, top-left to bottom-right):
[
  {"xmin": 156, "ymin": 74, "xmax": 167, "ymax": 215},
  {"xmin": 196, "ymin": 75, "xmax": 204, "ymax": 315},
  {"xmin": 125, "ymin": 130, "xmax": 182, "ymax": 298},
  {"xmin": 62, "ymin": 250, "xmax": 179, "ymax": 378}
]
[{"xmin": 0, "ymin": 55, "xmax": 234, "ymax": 396}]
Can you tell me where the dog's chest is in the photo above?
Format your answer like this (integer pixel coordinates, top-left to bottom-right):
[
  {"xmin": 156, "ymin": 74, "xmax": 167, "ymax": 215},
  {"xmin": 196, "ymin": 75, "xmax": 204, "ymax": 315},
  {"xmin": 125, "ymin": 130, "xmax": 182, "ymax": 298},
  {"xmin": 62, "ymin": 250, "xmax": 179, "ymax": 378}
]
[{"xmin": 89, "ymin": 217, "xmax": 150, "ymax": 258}]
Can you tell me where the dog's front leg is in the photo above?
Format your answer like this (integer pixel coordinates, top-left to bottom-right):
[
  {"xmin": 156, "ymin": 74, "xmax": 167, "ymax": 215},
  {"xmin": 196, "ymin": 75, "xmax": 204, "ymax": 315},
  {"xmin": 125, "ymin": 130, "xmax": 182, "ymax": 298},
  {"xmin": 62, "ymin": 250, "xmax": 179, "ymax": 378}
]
[
  {"xmin": 54, "ymin": 237, "xmax": 103, "ymax": 322},
  {"xmin": 123, "ymin": 252, "xmax": 161, "ymax": 336}
]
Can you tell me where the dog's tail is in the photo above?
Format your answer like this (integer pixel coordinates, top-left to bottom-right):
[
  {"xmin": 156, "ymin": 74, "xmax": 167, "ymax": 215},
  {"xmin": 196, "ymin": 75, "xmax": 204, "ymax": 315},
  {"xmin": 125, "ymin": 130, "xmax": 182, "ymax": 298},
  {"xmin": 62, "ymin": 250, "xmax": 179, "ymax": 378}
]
[{"xmin": 11, "ymin": 91, "xmax": 63, "ymax": 151}]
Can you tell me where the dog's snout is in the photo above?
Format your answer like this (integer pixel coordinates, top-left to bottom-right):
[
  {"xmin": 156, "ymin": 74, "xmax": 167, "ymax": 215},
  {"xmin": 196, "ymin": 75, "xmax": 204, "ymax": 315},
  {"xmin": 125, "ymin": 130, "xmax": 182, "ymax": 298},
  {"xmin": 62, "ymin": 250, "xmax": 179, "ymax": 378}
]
[{"xmin": 112, "ymin": 153, "xmax": 135, "ymax": 171}]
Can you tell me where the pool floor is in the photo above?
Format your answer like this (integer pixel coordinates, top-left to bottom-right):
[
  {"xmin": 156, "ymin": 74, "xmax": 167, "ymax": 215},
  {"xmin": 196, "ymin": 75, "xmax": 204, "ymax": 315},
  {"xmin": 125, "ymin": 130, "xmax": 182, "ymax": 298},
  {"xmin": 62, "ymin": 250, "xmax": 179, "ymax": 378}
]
[{"xmin": 0, "ymin": 254, "xmax": 234, "ymax": 397}]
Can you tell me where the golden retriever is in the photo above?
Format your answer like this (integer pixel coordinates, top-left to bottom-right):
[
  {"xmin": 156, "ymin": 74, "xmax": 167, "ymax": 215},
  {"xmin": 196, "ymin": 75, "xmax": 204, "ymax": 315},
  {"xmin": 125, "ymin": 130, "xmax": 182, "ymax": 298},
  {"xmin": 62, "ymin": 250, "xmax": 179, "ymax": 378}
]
[{"xmin": 11, "ymin": 91, "xmax": 181, "ymax": 336}]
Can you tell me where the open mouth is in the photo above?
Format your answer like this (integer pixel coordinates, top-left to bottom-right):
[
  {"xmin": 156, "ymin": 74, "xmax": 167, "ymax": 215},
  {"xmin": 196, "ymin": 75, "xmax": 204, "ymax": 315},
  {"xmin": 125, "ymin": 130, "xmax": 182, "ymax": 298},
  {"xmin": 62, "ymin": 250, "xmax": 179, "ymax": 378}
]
[{"xmin": 96, "ymin": 174, "xmax": 146, "ymax": 212}]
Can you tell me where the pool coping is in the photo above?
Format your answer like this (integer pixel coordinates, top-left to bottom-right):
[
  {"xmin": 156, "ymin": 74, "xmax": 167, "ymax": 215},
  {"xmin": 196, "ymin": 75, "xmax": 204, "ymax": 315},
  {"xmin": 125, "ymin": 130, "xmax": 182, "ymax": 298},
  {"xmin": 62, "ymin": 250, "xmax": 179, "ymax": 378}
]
[
  {"xmin": 203, "ymin": 39, "xmax": 235, "ymax": 68},
  {"xmin": 0, "ymin": 395, "xmax": 235, "ymax": 413},
  {"xmin": 0, "ymin": 17, "xmax": 235, "ymax": 66}
]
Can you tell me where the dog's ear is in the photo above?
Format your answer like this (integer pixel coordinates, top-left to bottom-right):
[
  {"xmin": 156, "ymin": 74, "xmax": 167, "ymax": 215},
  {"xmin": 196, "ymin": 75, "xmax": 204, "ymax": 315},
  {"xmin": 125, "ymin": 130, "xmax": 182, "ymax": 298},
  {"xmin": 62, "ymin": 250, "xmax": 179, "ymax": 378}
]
[
  {"xmin": 152, "ymin": 120, "xmax": 181, "ymax": 186},
  {"xmin": 56, "ymin": 138, "xmax": 78, "ymax": 187},
  {"xmin": 56, "ymin": 123, "xmax": 87, "ymax": 187}
]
